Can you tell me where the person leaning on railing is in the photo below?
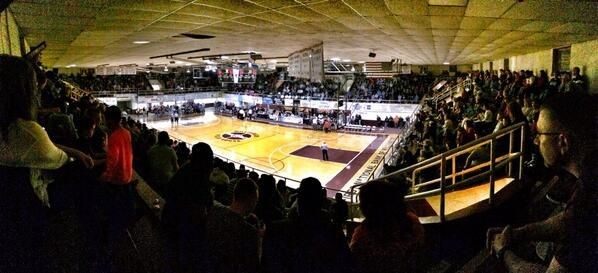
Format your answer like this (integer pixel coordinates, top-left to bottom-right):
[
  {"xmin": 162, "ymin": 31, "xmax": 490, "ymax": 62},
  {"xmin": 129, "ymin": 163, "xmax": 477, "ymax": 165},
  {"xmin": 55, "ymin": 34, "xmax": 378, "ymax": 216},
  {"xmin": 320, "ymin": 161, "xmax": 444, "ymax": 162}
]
[{"xmin": 0, "ymin": 55, "xmax": 94, "ymax": 273}]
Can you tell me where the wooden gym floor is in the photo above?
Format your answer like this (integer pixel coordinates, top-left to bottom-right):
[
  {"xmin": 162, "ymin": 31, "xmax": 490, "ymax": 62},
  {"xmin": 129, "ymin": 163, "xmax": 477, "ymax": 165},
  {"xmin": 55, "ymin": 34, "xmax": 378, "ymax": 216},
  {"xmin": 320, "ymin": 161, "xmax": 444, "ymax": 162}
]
[{"xmin": 145, "ymin": 112, "xmax": 398, "ymax": 193}]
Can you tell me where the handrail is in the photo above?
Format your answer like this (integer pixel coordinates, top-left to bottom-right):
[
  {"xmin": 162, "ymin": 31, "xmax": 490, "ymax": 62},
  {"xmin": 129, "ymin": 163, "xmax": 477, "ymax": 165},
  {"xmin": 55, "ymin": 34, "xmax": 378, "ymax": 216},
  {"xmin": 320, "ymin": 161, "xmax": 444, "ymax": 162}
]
[
  {"xmin": 349, "ymin": 122, "xmax": 527, "ymax": 221},
  {"xmin": 432, "ymin": 78, "xmax": 472, "ymax": 103}
]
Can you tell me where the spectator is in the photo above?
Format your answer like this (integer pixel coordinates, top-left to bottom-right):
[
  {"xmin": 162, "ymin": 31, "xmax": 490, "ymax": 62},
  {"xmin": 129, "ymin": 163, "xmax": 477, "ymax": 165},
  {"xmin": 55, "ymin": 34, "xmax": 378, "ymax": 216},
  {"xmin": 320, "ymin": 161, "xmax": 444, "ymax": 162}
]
[
  {"xmin": 350, "ymin": 180, "xmax": 424, "ymax": 273},
  {"xmin": 570, "ymin": 67, "xmax": 587, "ymax": 94},
  {"xmin": 487, "ymin": 93, "xmax": 597, "ymax": 273},
  {"xmin": 262, "ymin": 177, "xmax": 353, "ymax": 273},
  {"xmin": 0, "ymin": 55, "xmax": 92, "ymax": 273},
  {"xmin": 98, "ymin": 105, "xmax": 134, "ymax": 271},
  {"xmin": 206, "ymin": 178, "xmax": 262, "ymax": 273},
  {"xmin": 330, "ymin": 192, "xmax": 349, "ymax": 225},
  {"xmin": 147, "ymin": 131, "xmax": 179, "ymax": 195},
  {"xmin": 255, "ymin": 174, "xmax": 285, "ymax": 225},
  {"xmin": 163, "ymin": 142, "xmax": 214, "ymax": 273}
]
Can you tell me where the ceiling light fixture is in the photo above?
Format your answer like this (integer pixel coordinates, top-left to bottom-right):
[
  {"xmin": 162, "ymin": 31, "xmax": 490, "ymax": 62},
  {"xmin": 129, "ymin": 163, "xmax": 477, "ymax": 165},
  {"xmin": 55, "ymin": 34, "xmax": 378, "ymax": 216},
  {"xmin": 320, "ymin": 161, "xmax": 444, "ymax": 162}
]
[
  {"xmin": 66, "ymin": 64, "xmax": 76, "ymax": 68},
  {"xmin": 133, "ymin": 41, "xmax": 150, "ymax": 44},
  {"xmin": 443, "ymin": 62, "xmax": 450, "ymax": 65}
]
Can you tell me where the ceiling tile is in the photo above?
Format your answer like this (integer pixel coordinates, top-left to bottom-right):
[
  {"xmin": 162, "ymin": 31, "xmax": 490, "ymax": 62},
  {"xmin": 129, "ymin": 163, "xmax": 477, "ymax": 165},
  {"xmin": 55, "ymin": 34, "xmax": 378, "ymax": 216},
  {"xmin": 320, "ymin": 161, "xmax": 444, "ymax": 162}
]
[
  {"xmin": 517, "ymin": 20, "xmax": 565, "ymax": 32},
  {"xmin": 385, "ymin": 0, "xmax": 429, "ymax": 16},
  {"xmin": 428, "ymin": 6, "xmax": 465, "ymax": 16},
  {"xmin": 109, "ymin": 0, "xmax": 188, "ymax": 12},
  {"xmin": 241, "ymin": 0, "xmax": 297, "ymax": 9},
  {"xmin": 336, "ymin": 16, "xmax": 378, "ymax": 31},
  {"xmin": 342, "ymin": 0, "xmax": 391, "ymax": 16},
  {"xmin": 257, "ymin": 11, "xmax": 303, "ymax": 25},
  {"xmin": 432, "ymin": 29, "xmax": 458, "ymax": 37},
  {"xmin": 178, "ymin": 4, "xmax": 241, "ymax": 19},
  {"xmin": 487, "ymin": 19, "xmax": 531, "ymax": 31},
  {"xmin": 395, "ymin": 15, "xmax": 431, "ymax": 29},
  {"xmin": 430, "ymin": 16, "xmax": 462, "ymax": 29},
  {"xmin": 428, "ymin": 0, "xmax": 467, "ymax": 6},
  {"xmin": 547, "ymin": 22, "xmax": 598, "ymax": 35},
  {"xmin": 465, "ymin": 0, "xmax": 515, "ymax": 18},
  {"xmin": 195, "ymin": 0, "xmax": 267, "ymax": 14},
  {"xmin": 277, "ymin": 6, "xmax": 329, "ymax": 22},
  {"xmin": 162, "ymin": 13, "xmax": 217, "ymax": 24},
  {"xmin": 306, "ymin": 1, "xmax": 358, "ymax": 18},
  {"xmin": 459, "ymin": 17, "xmax": 496, "ymax": 29}
]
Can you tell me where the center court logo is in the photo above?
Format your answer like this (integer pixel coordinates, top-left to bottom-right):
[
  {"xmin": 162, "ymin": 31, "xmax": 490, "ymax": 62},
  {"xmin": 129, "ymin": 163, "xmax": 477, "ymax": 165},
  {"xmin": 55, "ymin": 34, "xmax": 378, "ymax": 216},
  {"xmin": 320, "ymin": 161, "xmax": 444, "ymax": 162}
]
[{"xmin": 216, "ymin": 131, "xmax": 259, "ymax": 142}]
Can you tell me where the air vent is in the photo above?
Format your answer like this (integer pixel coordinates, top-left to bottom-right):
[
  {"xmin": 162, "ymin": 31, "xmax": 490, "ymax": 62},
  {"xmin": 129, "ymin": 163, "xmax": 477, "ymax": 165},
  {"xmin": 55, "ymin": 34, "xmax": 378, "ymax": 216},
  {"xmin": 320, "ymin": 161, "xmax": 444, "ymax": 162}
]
[{"xmin": 173, "ymin": 33, "xmax": 215, "ymax": 39}]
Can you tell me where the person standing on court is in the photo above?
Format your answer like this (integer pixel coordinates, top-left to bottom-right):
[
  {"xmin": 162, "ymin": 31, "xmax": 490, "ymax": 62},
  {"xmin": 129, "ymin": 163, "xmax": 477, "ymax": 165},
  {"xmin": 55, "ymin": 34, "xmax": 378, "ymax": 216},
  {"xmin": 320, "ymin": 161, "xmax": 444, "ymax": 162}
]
[{"xmin": 321, "ymin": 141, "xmax": 329, "ymax": 161}]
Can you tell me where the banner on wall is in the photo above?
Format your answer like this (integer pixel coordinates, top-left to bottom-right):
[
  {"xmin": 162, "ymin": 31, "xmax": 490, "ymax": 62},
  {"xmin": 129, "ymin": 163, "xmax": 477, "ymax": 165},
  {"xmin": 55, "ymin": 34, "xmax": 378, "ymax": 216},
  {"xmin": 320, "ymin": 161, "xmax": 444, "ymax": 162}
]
[
  {"xmin": 287, "ymin": 42, "xmax": 324, "ymax": 82},
  {"xmin": 96, "ymin": 65, "xmax": 137, "ymax": 75},
  {"xmin": 310, "ymin": 44, "xmax": 324, "ymax": 83}
]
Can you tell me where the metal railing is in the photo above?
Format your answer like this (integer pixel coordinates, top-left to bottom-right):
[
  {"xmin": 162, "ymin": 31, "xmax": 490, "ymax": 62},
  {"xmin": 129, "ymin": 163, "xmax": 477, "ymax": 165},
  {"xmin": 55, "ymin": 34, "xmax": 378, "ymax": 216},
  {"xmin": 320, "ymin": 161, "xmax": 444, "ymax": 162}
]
[
  {"xmin": 349, "ymin": 122, "xmax": 527, "ymax": 222},
  {"xmin": 432, "ymin": 78, "xmax": 473, "ymax": 103}
]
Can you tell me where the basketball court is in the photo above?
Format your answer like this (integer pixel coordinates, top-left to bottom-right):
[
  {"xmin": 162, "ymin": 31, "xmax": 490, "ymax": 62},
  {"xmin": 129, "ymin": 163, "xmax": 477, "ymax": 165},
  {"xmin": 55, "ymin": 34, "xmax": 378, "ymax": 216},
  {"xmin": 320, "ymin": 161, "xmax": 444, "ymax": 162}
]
[{"xmin": 145, "ymin": 111, "xmax": 399, "ymax": 194}]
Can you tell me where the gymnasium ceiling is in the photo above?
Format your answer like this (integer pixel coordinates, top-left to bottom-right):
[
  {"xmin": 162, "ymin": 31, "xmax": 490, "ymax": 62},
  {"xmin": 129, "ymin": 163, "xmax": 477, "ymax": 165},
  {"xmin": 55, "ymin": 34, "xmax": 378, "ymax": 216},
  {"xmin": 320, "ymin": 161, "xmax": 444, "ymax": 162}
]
[{"xmin": 9, "ymin": 0, "xmax": 598, "ymax": 68}]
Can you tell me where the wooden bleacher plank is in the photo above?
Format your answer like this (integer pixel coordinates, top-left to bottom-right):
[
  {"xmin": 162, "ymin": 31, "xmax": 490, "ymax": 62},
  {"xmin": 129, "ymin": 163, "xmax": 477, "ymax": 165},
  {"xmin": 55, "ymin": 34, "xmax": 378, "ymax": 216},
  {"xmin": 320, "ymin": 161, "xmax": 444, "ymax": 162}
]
[{"xmin": 424, "ymin": 177, "xmax": 514, "ymax": 216}]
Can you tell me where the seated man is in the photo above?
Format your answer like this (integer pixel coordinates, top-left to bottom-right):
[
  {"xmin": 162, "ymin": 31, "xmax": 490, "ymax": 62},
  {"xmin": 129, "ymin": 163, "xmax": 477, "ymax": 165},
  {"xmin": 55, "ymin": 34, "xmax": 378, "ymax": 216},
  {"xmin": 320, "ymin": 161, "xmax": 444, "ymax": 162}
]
[
  {"xmin": 487, "ymin": 93, "xmax": 597, "ymax": 273},
  {"xmin": 262, "ymin": 177, "xmax": 352, "ymax": 273},
  {"xmin": 206, "ymin": 178, "xmax": 261, "ymax": 273}
]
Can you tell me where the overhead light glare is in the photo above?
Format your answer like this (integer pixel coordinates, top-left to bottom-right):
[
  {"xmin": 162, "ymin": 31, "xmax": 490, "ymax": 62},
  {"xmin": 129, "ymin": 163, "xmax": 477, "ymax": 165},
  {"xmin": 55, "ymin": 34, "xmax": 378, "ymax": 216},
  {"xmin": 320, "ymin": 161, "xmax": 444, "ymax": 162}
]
[
  {"xmin": 133, "ymin": 40, "xmax": 150, "ymax": 44},
  {"xmin": 443, "ymin": 62, "xmax": 450, "ymax": 65},
  {"xmin": 66, "ymin": 64, "xmax": 76, "ymax": 68}
]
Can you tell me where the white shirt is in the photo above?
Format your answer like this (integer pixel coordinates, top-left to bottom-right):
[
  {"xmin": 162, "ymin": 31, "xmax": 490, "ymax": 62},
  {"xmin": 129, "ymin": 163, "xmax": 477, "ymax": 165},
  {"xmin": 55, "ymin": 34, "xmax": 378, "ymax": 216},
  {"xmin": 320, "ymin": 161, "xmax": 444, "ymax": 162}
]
[{"xmin": 321, "ymin": 143, "xmax": 328, "ymax": 151}]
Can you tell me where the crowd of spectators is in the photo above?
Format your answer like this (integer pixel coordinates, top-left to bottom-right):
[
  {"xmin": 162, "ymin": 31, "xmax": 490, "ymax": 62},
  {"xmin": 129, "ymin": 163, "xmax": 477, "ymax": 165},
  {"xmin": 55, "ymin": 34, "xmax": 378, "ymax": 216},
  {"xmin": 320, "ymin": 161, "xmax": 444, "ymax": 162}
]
[
  {"xmin": 348, "ymin": 74, "xmax": 431, "ymax": 102},
  {"xmin": 1, "ymin": 54, "xmax": 426, "ymax": 273},
  {"xmin": 219, "ymin": 102, "xmax": 346, "ymax": 131},
  {"xmin": 156, "ymin": 70, "xmax": 219, "ymax": 90},
  {"xmin": 141, "ymin": 102, "xmax": 206, "ymax": 119},
  {"xmin": 385, "ymin": 68, "xmax": 589, "ymax": 188},
  {"xmin": 60, "ymin": 70, "xmax": 220, "ymax": 93},
  {"xmin": 60, "ymin": 72, "xmax": 152, "ymax": 92},
  {"xmin": 1, "ymin": 53, "xmax": 595, "ymax": 273}
]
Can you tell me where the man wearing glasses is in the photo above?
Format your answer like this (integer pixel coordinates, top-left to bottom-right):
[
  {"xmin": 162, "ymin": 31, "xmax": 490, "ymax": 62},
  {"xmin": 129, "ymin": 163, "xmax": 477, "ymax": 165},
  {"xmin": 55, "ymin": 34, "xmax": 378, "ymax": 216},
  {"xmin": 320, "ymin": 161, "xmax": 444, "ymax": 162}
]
[{"xmin": 487, "ymin": 93, "xmax": 597, "ymax": 273}]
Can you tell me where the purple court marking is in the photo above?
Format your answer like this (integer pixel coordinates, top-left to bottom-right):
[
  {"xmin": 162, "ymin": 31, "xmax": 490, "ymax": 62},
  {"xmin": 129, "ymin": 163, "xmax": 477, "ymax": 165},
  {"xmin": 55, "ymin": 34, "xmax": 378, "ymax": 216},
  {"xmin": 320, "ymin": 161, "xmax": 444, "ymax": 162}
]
[
  {"xmin": 325, "ymin": 135, "xmax": 387, "ymax": 196},
  {"xmin": 290, "ymin": 146, "xmax": 359, "ymax": 164}
]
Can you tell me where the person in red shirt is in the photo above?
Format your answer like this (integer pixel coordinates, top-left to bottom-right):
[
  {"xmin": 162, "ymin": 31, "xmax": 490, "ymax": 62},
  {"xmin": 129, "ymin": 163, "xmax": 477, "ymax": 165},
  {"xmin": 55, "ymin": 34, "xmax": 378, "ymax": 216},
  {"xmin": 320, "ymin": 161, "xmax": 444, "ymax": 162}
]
[
  {"xmin": 98, "ymin": 105, "xmax": 134, "ymax": 271},
  {"xmin": 100, "ymin": 106, "xmax": 133, "ymax": 185}
]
